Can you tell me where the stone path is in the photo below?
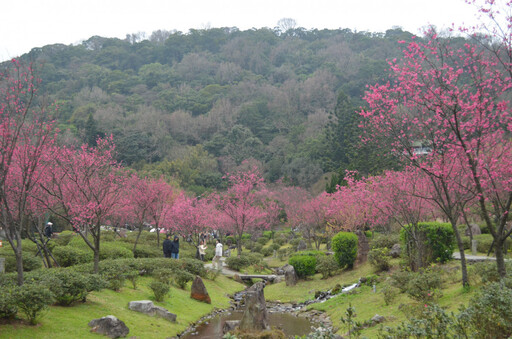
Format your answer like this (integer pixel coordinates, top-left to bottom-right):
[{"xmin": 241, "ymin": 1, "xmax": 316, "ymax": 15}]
[{"xmin": 452, "ymin": 252, "xmax": 511, "ymax": 262}]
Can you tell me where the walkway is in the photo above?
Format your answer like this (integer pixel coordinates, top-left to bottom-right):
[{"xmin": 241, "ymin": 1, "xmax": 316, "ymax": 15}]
[
  {"xmin": 204, "ymin": 259, "xmax": 283, "ymax": 283},
  {"xmin": 452, "ymin": 252, "xmax": 511, "ymax": 262}
]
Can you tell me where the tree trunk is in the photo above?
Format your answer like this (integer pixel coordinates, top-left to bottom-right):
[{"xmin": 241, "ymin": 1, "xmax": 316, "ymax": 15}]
[
  {"xmin": 133, "ymin": 224, "xmax": 143, "ymax": 254},
  {"xmin": 495, "ymin": 237, "xmax": 506, "ymax": 278},
  {"xmin": 93, "ymin": 233, "xmax": 101, "ymax": 274},
  {"xmin": 14, "ymin": 236, "xmax": 24, "ymax": 286},
  {"xmin": 451, "ymin": 221, "xmax": 469, "ymax": 287},
  {"xmin": 156, "ymin": 227, "xmax": 161, "ymax": 247}
]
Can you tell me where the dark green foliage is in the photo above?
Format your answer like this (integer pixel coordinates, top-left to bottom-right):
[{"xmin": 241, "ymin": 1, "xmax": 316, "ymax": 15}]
[
  {"xmin": 225, "ymin": 256, "xmax": 251, "ymax": 271},
  {"xmin": 460, "ymin": 282, "xmax": 512, "ymax": 338},
  {"xmin": 1, "ymin": 252, "xmax": 42, "ymax": 273},
  {"xmin": 251, "ymin": 243, "xmax": 263, "ymax": 253},
  {"xmin": 380, "ymin": 283, "xmax": 399, "ymax": 306},
  {"xmin": 473, "ymin": 233, "xmax": 512, "ymax": 254},
  {"xmin": 13, "ymin": 283, "xmax": 55, "ymax": 325},
  {"xmin": 0, "ymin": 288, "xmax": 17, "ymax": 319},
  {"xmin": 331, "ymin": 232, "xmax": 358, "ymax": 269},
  {"xmin": 53, "ymin": 231, "xmax": 75, "ymax": 246},
  {"xmin": 257, "ymin": 237, "xmax": 269, "ymax": 245},
  {"xmin": 289, "ymin": 255, "xmax": 317, "ymax": 278},
  {"xmin": 400, "ymin": 222, "xmax": 455, "ymax": 270},
  {"xmin": 316, "ymin": 255, "xmax": 339, "ymax": 279},
  {"xmin": 295, "ymin": 250, "xmax": 326, "ymax": 258},
  {"xmin": 132, "ymin": 244, "xmax": 161, "ymax": 258},
  {"xmin": 98, "ymin": 260, "xmax": 130, "ymax": 291},
  {"xmin": 152, "ymin": 268, "xmax": 174, "ymax": 284},
  {"xmin": 274, "ymin": 236, "xmax": 287, "ymax": 246},
  {"xmin": 261, "ymin": 247, "xmax": 274, "ymax": 257},
  {"xmin": 391, "ymin": 268, "xmax": 443, "ymax": 303},
  {"xmin": 368, "ymin": 247, "xmax": 391, "ymax": 272},
  {"xmin": 174, "ymin": 270, "xmax": 194, "ymax": 289},
  {"xmin": 99, "ymin": 242, "xmax": 134, "ymax": 260},
  {"xmin": 370, "ymin": 232, "xmax": 400, "ymax": 250},
  {"xmin": 262, "ymin": 231, "xmax": 274, "ymax": 239},
  {"xmin": 149, "ymin": 280, "xmax": 170, "ymax": 302},
  {"xmin": 53, "ymin": 246, "xmax": 93, "ymax": 267},
  {"xmin": 179, "ymin": 258, "xmax": 206, "ymax": 277}
]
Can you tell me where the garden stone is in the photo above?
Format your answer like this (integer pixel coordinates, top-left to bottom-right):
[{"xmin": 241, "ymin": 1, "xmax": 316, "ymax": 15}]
[
  {"xmin": 283, "ymin": 264, "xmax": 298, "ymax": 286},
  {"xmin": 88, "ymin": 315, "xmax": 129, "ymax": 338},
  {"xmin": 297, "ymin": 240, "xmax": 307, "ymax": 251},
  {"xmin": 223, "ymin": 320, "xmax": 240, "ymax": 333},
  {"xmin": 190, "ymin": 276, "xmax": 211, "ymax": 304},
  {"xmin": 240, "ymin": 282, "xmax": 270, "ymax": 331},
  {"xmin": 390, "ymin": 243, "xmax": 401, "ymax": 258},
  {"xmin": 128, "ymin": 300, "xmax": 177, "ymax": 322},
  {"xmin": 371, "ymin": 314, "xmax": 386, "ymax": 324}
]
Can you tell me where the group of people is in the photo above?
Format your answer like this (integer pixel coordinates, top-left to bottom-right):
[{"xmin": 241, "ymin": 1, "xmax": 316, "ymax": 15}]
[{"xmin": 163, "ymin": 234, "xmax": 224, "ymax": 269}]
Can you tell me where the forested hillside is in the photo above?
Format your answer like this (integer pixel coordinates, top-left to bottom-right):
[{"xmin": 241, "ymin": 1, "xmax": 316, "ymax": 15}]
[{"xmin": 11, "ymin": 26, "xmax": 417, "ymax": 194}]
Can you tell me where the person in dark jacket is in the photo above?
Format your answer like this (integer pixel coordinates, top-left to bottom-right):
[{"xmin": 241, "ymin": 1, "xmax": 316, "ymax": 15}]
[
  {"xmin": 170, "ymin": 236, "xmax": 180, "ymax": 259},
  {"xmin": 163, "ymin": 234, "xmax": 172, "ymax": 258}
]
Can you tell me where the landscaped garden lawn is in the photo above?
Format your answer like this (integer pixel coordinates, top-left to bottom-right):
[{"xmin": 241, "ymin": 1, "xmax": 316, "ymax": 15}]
[{"xmin": 0, "ymin": 275, "xmax": 244, "ymax": 339}]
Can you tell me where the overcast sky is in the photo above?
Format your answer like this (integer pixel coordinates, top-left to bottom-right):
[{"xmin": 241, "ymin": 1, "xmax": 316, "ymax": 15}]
[{"xmin": 1, "ymin": 0, "xmax": 480, "ymax": 62}]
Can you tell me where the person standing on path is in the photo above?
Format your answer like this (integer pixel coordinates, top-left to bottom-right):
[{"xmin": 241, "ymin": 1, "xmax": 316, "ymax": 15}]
[
  {"xmin": 163, "ymin": 234, "xmax": 172, "ymax": 258},
  {"xmin": 213, "ymin": 239, "xmax": 223, "ymax": 270},
  {"xmin": 170, "ymin": 236, "xmax": 180, "ymax": 259},
  {"xmin": 198, "ymin": 240, "xmax": 207, "ymax": 261}
]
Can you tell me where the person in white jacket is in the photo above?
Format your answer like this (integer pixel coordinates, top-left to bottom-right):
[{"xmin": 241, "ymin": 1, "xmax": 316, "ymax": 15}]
[{"xmin": 213, "ymin": 239, "xmax": 223, "ymax": 271}]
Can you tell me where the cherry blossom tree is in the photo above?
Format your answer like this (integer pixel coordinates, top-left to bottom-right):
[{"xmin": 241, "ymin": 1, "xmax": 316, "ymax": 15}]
[
  {"xmin": 0, "ymin": 60, "xmax": 57, "ymax": 285},
  {"xmin": 40, "ymin": 137, "xmax": 126, "ymax": 273},
  {"xmin": 361, "ymin": 30, "xmax": 512, "ymax": 278},
  {"xmin": 214, "ymin": 167, "xmax": 279, "ymax": 253}
]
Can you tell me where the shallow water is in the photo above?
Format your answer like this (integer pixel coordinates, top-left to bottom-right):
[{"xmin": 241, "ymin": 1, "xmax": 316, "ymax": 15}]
[{"xmin": 181, "ymin": 311, "xmax": 314, "ymax": 339}]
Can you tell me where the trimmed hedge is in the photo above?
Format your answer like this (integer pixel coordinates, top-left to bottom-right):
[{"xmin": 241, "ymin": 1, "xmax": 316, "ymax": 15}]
[
  {"xmin": 331, "ymin": 232, "xmax": 358, "ymax": 269},
  {"xmin": 289, "ymin": 255, "xmax": 317, "ymax": 278},
  {"xmin": 53, "ymin": 246, "xmax": 93, "ymax": 267}
]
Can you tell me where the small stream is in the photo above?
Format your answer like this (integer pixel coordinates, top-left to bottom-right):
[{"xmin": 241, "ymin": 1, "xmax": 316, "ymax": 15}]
[
  {"xmin": 181, "ymin": 310, "xmax": 314, "ymax": 339},
  {"xmin": 179, "ymin": 279, "xmax": 361, "ymax": 338}
]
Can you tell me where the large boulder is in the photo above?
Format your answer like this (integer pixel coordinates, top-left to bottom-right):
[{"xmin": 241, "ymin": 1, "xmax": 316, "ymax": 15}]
[
  {"xmin": 128, "ymin": 300, "xmax": 177, "ymax": 322},
  {"xmin": 239, "ymin": 282, "xmax": 270, "ymax": 332},
  {"xmin": 283, "ymin": 264, "xmax": 298, "ymax": 286},
  {"xmin": 390, "ymin": 243, "xmax": 401, "ymax": 258},
  {"xmin": 88, "ymin": 315, "xmax": 129, "ymax": 338},
  {"xmin": 190, "ymin": 276, "xmax": 211, "ymax": 304}
]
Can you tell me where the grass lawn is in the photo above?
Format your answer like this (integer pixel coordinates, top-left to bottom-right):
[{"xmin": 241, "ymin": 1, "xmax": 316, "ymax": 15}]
[{"xmin": 0, "ymin": 275, "xmax": 245, "ymax": 339}]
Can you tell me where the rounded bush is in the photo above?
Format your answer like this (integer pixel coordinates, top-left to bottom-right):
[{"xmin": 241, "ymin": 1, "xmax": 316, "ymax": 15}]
[
  {"xmin": 180, "ymin": 258, "xmax": 207, "ymax": 277},
  {"xmin": 0, "ymin": 288, "xmax": 17, "ymax": 319},
  {"xmin": 53, "ymin": 230, "xmax": 76, "ymax": 246},
  {"xmin": 13, "ymin": 283, "xmax": 54, "ymax": 325},
  {"xmin": 368, "ymin": 247, "xmax": 392, "ymax": 271},
  {"xmin": 53, "ymin": 246, "xmax": 93, "ymax": 267},
  {"xmin": 4, "ymin": 253, "xmax": 42, "ymax": 272},
  {"xmin": 316, "ymin": 255, "xmax": 339, "ymax": 279},
  {"xmin": 331, "ymin": 232, "xmax": 358, "ymax": 269},
  {"xmin": 226, "ymin": 256, "xmax": 250, "ymax": 271},
  {"xmin": 289, "ymin": 255, "xmax": 317, "ymax": 278},
  {"xmin": 257, "ymin": 237, "xmax": 269, "ymax": 245},
  {"xmin": 99, "ymin": 242, "xmax": 134, "ymax": 260},
  {"xmin": 133, "ymin": 245, "xmax": 161, "ymax": 258},
  {"xmin": 149, "ymin": 280, "xmax": 169, "ymax": 302},
  {"xmin": 174, "ymin": 270, "xmax": 194, "ymax": 289}
]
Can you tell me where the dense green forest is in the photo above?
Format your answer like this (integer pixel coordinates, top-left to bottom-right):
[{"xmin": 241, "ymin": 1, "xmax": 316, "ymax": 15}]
[{"xmin": 11, "ymin": 26, "xmax": 418, "ymax": 194}]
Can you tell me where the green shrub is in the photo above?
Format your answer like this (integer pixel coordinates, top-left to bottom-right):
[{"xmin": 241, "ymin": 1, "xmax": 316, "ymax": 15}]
[
  {"xmin": 46, "ymin": 270, "xmax": 94, "ymax": 305},
  {"xmin": 149, "ymin": 280, "xmax": 169, "ymax": 302},
  {"xmin": 295, "ymin": 250, "xmax": 325, "ymax": 257},
  {"xmin": 125, "ymin": 270, "xmax": 139, "ymax": 289},
  {"xmin": 392, "ymin": 268, "xmax": 443, "ymax": 303},
  {"xmin": 0, "ymin": 288, "xmax": 17, "ymax": 319},
  {"xmin": 368, "ymin": 247, "xmax": 391, "ymax": 272},
  {"xmin": 13, "ymin": 283, "xmax": 54, "ymax": 325},
  {"xmin": 261, "ymin": 247, "xmax": 273, "ymax": 257},
  {"xmin": 289, "ymin": 255, "xmax": 317, "ymax": 278},
  {"xmin": 331, "ymin": 232, "xmax": 358, "ymax": 269},
  {"xmin": 316, "ymin": 255, "xmax": 339, "ymax": 279},
  {"xmin": 251, "ymin": 243, "xmax": 263, "ymax": 253},
  {"xmin": 152, "ymin": 268, "xmax": 174, "ymax": 284},
  {"xmin": 242, "ymin": 233, "xmax": 252, "ymax": 240},
  {"xmin": 277, "ymin": 248, "xmax": 289, "ymax": 261},
  {"xmin": 53, "ymin": 246, "xmax": 93, "ymax": 267},
  {"xmin": 380, "ymin": 283, "xmax": 399, "ymax": 306},
  {"xmin": 461, "ymin": 282, "xmax": 512, "ymax": 338},
  {"xmin": 274, "ymin": 236, "xmax": 287, "ymax": 246},
  {"xmin": 133, "ymin": 245, "xmax": 161, "ymax": 258},
  {"xmin": 244, "ymin": 252, "xmax": 264, "ymax": 265},
  {"xmin": 262, "ymin": 231, "xmax": 274, "ymax": 239},
  {"xmin": 99, "ymin": 242, "xmax": 134, "ymax": 260},
  {"xmin": 370, "ymin": 232, "xmax": 400, "ymax": 250},
  {"xmin": 289, "ymin": 238, "xmax": 303, "ymax": 248},
  {"xmin": 179, "ymin": 258, "xmax": 206, "ymax": 277},
  {"xmin": 257, "ymin": 237, "xmax": 269, "ymax": 245},
  {"xmin": 244, "ymin": 240, "xmax": 255, "ymax": 250},
  {"xmin": 3, "ymin": 253, "xmax": 42, "ymax": 273},
  {"xmin": 174, "ymin": 270, "xmax": 194, "ymax": 289},
  {"xmin": 99, "ymin": 260, "xmax": 130, "ymax": 291},
  {"xmin": 226, "ymin": 256, "xmax": 251, "ymax": 271},
  {"xmin": 400, "ymin": 222, "xmax": 455, "ymax": 270},
  {"xmin": 53, "ymin": 231, "xmax": 75, "ymax": 246}
]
